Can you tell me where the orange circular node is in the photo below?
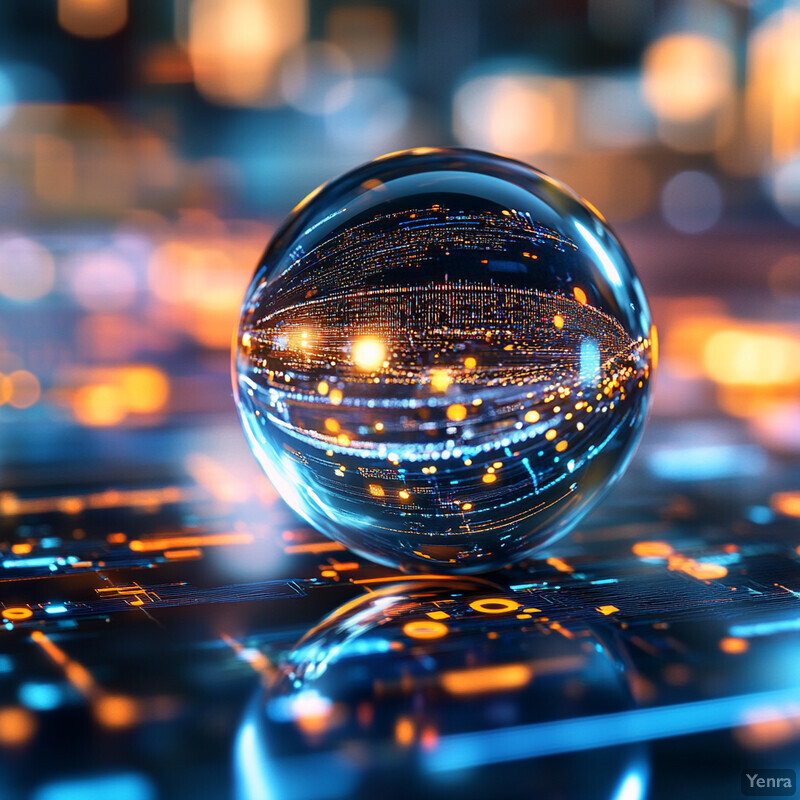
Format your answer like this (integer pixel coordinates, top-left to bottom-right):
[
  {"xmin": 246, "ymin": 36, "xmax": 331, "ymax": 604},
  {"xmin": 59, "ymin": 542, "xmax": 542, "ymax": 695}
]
[
  {"xmin": 2, "ymin": 608, "xmax": 33, "ymax": 621},
  {"xmin": 402, "ymin": 619, "xmax": 448, "ymax": 639},
  {"xmin": 468, "ymin": 598, "xmax": 521, "ymax": 614}
]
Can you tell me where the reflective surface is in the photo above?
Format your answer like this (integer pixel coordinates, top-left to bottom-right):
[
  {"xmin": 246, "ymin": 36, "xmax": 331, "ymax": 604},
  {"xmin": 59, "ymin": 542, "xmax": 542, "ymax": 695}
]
[
  {"xmin": 235, "ymin": 148, "xmax": 654, "ymax": 572},
  {"xmin": 237, "ymin": 579, "xmax": 648, "ymax": 800}
]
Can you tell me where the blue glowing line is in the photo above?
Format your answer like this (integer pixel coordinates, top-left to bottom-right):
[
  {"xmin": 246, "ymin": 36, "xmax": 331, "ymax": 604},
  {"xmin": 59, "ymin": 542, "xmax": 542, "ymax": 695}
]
[
  {"xmin": 573, "ymin": 220, "xmax": 622, "ymax": 287},
  {"xmin": 235, "ymin": 720, "xmax": 275, "ymax": 800},
  {"xmin": 590, "ymin": 578, "xmax": 619, "ymax": 585},
  {"xmin": 2, "ymin": 557, "xmax": 59, "ymax": 569},
  {"xmin": 44, "ymin": 605, "xmax": 68, "ymax": 615},
  {"xmin": 425, "ymin": 686, "xmax": 800, "ymax": 773},
  {"xmin": 729, "ymin": 617, "xmax": 800, "ymax": 638}
]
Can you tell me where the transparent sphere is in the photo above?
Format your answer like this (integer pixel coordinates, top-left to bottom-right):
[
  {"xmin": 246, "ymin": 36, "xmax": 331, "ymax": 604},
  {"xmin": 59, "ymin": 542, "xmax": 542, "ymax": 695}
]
[
  {"xmin": 234, "ymin": 148, "xmax": 655, "ymax": 572},
  {"xmin": 237, "ymin": 580, "xmax": 649, "ymax": 800}
]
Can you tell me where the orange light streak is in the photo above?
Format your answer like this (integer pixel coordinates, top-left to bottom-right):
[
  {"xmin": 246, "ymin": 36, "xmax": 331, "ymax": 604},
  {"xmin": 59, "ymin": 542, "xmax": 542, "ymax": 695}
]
[
  {"xmin": 441, "ymin": 663, "xmax": 532, "ymax": 695},
  {"xmin": 129, "ymin": 531, "xmax": 253, "ymax": 552}
]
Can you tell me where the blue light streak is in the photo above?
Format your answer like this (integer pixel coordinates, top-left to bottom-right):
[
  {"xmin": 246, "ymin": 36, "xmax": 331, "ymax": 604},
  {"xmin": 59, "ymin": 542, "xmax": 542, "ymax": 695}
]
[
  {"xmin": 425, "ymin": 686, "xmax": 800, "ymax": 773},
  {"xmin": 729, "ymin": 617, "xmax": 800, "ymax": 638}
]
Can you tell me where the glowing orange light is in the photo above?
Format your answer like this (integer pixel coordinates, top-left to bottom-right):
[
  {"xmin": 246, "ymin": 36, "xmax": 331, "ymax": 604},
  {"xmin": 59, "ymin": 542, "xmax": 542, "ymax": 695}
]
[
  {"xmin": 430, "ymin": 369, "xmax": 452, "ymax": 393},
  {"xmin": 546, "ymin": 557, "xmax": 574, "ymax": 573},
  {"xmin": 188, "ymin": 0, "xmax": 307, "ymax": 106},
  {"xmin": 441, "ymin": 663, "xmax": 532, "ymax": 695},
  {"xmin": 164, "ymin": 548, "xmax": 203, "ymax": 560},
  {"xmin": 284, "ymin": 541, "xmax": 347, "ymax": 554},
  {"xmin": 643, "ymin": 33, "xmax": 734, "ymax": 123},
  {"xmin": 129, "ymin": 532, "xmax": 254, "ymax": 552},
  {"xmin": 94, "ymin": 694, "xmax": 140, "ymax": 729},
  {"xmin": 118, "ymin": 367, "xmax": 169, "ymax": 414},
  {"xmin": 703, "ymin": 328, "xmax": 800, "ymax": 388},
  {"xmin": 351, "ymin": 337, "xmax": 386, "ymax": 371},
  {"xmin": 2, "ymin": 608, "xmax": 33, "ymax": 621},
  {"xmin": 668, "ymin": 555, "xmax": 728, "ymax": 581},
  {"xmin": 469, "ymin": 598, "xmax": 521, "ymax": 614},
  {"xmin": 446, "ymin": 404, "xmax": 467, "ymax": 422},
  {"xmin": 524, "ymin": 410, "xmax": 540, "ymax": 423},
  {"xmin": 553, "ymin": 314, "xmax": 564, "ymax": 329},
  {"xmin": 632, "ymin": 541, "xmax": 674, "ymax": 558},
  {"xmin": 0, "ymin": 707, "xmax": 37, "ymax": 747},
  {"xmin": 402, "ymin": 619, "xmax": 448, "ymax": 639},
  {"xmin": 395, "ymin": 716, "xmax": 415, "ymax": 746},
  {"xmin": 73, "ymin": 384, "xmax": 126, "ymax": 427},
  {"xmin": 720, "ymin": 637, "xmax": 749, "ymax": 654},
  {"xmin": 573, "ymin": 287, "xmax": 587, "ymax": 304},
  {"xmin": 58, "ymin": 0, "xmax": 128, "ymax": 38},
  {"xmin": 649, "ymin": 324, "xmax": 659, "ymax": 369},
  {"xmin": 596, "ymin": 605, "xmax": 619, "ymax": 616},
  {"xmin": 771, "ymin": 491, "xmax": 800, "ymax": 518},
  {"xmin": 464, "ymin": 356, "xmax": 477, "ymax": 369},
  {"xmin": 368, "ymin": 484, "xmax": 385, "ymax": 498},
  {"xmin": 481, "ymin": 473, "xmax": 497, "ymax": 484}
]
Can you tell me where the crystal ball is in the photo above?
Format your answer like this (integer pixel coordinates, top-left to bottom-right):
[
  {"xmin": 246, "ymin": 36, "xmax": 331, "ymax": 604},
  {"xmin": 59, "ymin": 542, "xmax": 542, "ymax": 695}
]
[
  {"xmin": 234, "ymin": 148, "xmax": 654, "ymax": 573},
  {"xmin": 238, "ymin": 580, "xmax": 648, "ymax": 799}
]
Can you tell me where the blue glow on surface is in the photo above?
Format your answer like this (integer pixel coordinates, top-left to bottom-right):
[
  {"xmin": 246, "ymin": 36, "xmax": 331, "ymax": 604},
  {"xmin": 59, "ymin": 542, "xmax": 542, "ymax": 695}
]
[
  {"xmin": 32, "ymin": 773, "xmax": 155, "ymax": 800},
  {"xmin": 647, "ymin": 444, "xmax": 767, "ymax": 482},
  {"xmin": 748, "ymin": 505, "xmax": 774, "ymax": 524},
  {"xmin": 236, "ymin": 720, "xmax": 275, "ymax": 800},
  {"xmin": 2, "ymin": 556, "xmax": 58, "ymax": 569},
  {"xmin": 19, "ymin": 682, "xmax": 62, "ymax": 711},
  {"xmin": 729, "ymin": 617, "xmax": 800, "ymax": 638},
  {"xmin": 44, "ymin": 605, "xmax": 68, "ymax": 615},
  {"xmin": 611, "ymin": 766, "xmax": 648, "ymax": 800},
  {"xmin": 424, "ymin": 686, "xmax": 800, "ymax": 772},
  {"xmin": 574, "ymin": 220, "xmax": 622, "ymax": 287}
]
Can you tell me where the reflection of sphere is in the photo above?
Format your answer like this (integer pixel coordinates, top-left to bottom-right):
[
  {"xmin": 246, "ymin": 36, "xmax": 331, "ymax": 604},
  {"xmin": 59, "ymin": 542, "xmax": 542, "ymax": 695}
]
[
  {"xmin": 234, "ymin": 148, "xmax": 654, "ymax": 572},
  {"xmin": 236, "ymin": 580, "xmax": 649, "ymax": 800}
]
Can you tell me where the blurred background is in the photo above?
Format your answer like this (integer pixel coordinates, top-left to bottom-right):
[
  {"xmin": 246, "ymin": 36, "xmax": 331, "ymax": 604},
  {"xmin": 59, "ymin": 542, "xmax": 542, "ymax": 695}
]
[
  {"xmin": 1, "ymin": 3, "xmax": 800, "ymax": 800},
  {"xmin": 0, "ymin": 0, "xmax": 799, "ymax": 457}
]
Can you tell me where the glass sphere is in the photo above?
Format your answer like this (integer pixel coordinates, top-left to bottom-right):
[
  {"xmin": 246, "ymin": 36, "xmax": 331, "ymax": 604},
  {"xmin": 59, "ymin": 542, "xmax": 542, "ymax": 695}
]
[
  {"xmin": 237, "ymin": 580, "xmax": 648, "ymax": 800},
  {"xmin": 234, "ymin": 148, "xmax": 654, "ymax": 572}
]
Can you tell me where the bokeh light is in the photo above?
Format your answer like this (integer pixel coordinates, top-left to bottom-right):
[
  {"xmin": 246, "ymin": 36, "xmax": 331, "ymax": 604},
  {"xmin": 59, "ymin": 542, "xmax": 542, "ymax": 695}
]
[
  {"xmin": 188, "ymin": 0, "xmax": 307, "ymax": 106},
  {"xmin": 643, "ymin": 34, "xmax": 734, "ymax": 124},
  {"xmin": 0, "ymin": 236, "xmax": 55, "ymax": 302},
  {"xmin": 660, "ymin": 171, "xmax": 722, "ymax": 233},
  {"xmin": 58, "ymin": 0, "xmax": 128, "ymax": 39}
]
